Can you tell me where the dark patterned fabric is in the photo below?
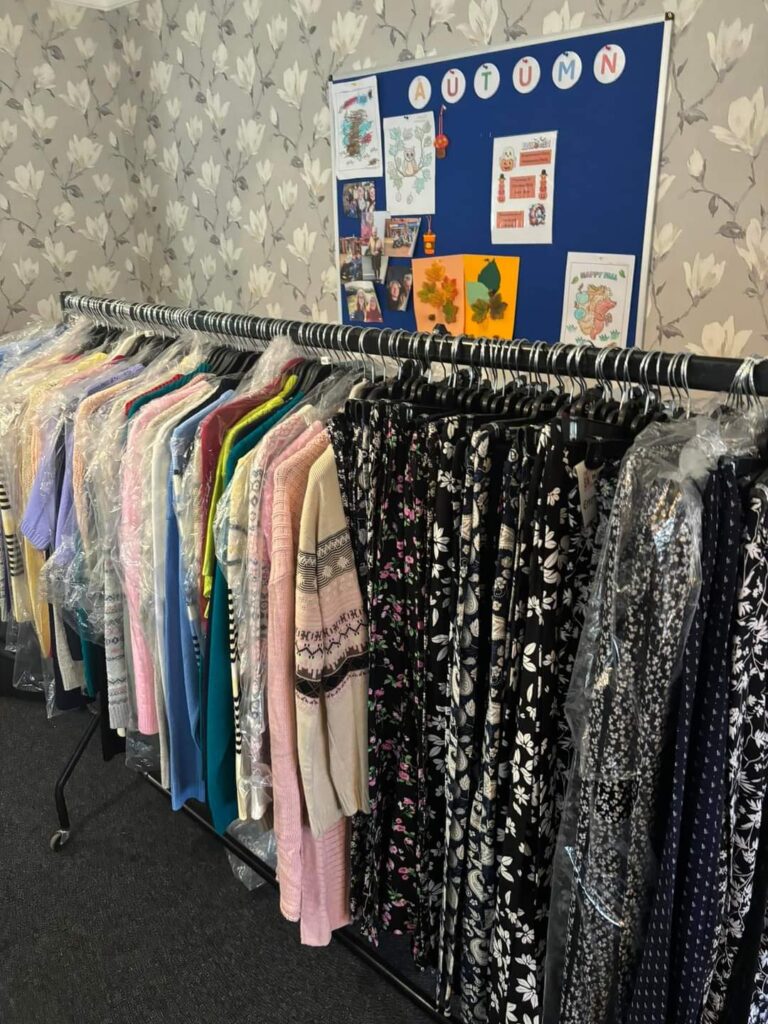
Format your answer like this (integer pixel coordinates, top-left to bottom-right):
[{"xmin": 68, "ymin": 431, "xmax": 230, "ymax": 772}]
[
  {"xmin": 666, "ymin": 463, "xmax": 740, "ymax": 1024},
  {"xmin": 704, "ymin": 481, "xmax": 768, "ymax": 1023},
  {"xmin": 625, "ymin": 468, "xmax": 722, "ymax": 1024},
  {"xmin": 331, "ymin": 406, "xmax": 768, "ymax": 1024},
  {"xmin": 486, "ymin": 426, "xmax": 618, "ymax": 1024},
  {"xmin": 543, "ymin": 437, "xmax": 704, "ymax": 1024},
  {"xmin": 422, "ymin": 417, "xmax": 464, "ymax": 966}
]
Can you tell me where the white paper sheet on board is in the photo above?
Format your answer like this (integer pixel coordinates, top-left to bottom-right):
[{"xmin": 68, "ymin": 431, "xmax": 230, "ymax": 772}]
[
  {"xmin": 383, "ymin": 111, "xmax": 436, "ymax": 215},
  {"xmin": 331, "ymin": 75, "xmax": 384, "ymax": 180},
  {"xmin": 490, "ymin": 131, "xmax": 557, "ymax": 244},
  {"xmin": 559, "ymin": 251, "xmax": 636, "ymax": 345}
]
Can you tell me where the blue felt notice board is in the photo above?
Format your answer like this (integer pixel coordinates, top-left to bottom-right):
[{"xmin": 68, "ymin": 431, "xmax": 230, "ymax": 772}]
[{"xmin": 332, "ymin": 17, "xmax": 672, "ymax": 346}]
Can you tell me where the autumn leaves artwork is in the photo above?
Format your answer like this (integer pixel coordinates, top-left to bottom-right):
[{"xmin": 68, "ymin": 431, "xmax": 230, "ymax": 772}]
[
  {"xmin": 413, "ymin": 255, "xmax": 519, "ymax": 337},
  {"xmin": 413, "ymin": 256, "xmax": 465, "ymax": 329}
]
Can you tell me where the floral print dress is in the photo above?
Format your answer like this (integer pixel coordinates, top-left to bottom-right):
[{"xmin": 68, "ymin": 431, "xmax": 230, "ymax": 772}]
[{"xmin": 330, "ymin": 402, "xmax": 768, "ymax": 1024}]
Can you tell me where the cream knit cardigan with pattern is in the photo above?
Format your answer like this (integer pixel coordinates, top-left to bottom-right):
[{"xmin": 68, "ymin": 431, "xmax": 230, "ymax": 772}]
[{"xmin": 295, "ymin": 444, "xmax": 370, "ymax": 839}]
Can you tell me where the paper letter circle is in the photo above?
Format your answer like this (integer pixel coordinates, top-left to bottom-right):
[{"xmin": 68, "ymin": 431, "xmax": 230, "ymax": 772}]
[
  {"xmin": 408, "ymin": 74, "xmax": 431, "ymax": 110},
  {"xmin": 512, "ymin": 57, "xmax": 541, "ymax": 95},
  {"xmin": 474, "ymin": 63, "xmax": 500, "ymax": 99},
  {"xmin": 552, "ymin": 51, "xmax": 583, "ymax": 90},
  {"xmin": 441, "ymin": 67, "xmax": 466, "ymax": 104},
  {"xmin": 593, "ymin": 44, "xmax": 626, "ymax": 84}
]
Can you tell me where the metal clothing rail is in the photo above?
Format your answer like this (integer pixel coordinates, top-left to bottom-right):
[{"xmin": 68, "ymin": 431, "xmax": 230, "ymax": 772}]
[
  {"xmin": 49, "ymin": 289, "xmax": 763, "ymax": 1021},
  {"xmin": 61, "ymin": 290, "xmax": 768, "ymax": 395}
]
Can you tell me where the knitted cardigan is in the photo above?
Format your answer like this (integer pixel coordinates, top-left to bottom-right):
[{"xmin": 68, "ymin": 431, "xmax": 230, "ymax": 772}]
[
  {"xmin": 267, "ymin": 429, "xmax": 350, "ymax": 946},
  {"xmin": 295, "ymin": 444, "xmax": 370, "ymax": 838}
]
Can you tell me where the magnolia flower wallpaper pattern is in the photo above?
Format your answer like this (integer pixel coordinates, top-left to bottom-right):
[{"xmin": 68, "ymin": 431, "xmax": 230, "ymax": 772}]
[{"xmin": 0, "ymin": 0, "xmax": 767, "ymax": 358}]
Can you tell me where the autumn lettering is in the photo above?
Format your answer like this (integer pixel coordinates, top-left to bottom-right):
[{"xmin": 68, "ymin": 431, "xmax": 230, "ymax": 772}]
[{"xmin": 411, "ymin": 45, "xmax": 626, "ymax": 110}]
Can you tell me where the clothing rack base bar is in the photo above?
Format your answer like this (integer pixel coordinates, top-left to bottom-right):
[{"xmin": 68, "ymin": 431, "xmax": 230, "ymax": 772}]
[
  {"xmin": 61, "ymin": 291, "xmax": 768, "ymax": 396},
  {"xmin": 49, "ymin": 708, "xmax": 101, "ymax": 852}
]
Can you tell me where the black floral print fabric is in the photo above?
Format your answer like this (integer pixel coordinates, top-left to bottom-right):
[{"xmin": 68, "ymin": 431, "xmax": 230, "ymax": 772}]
[
  {"xmin": 330, "ymin": 404, "xmax": 768, "ymax": 1024},
  {"xmin": 456, "ymin": 430, "xmax": 530, "ymax": 1023},
  {"xmin": 704, "ymin": 481, "xmax": 768, "ymax": 1024},
  {"xmin": 486, "ymin": 425, "xmax": 619, "ymax": 1024},
  {"xmin": 422, "ymin": 417, "xmax": 465, "ymax": 965}
]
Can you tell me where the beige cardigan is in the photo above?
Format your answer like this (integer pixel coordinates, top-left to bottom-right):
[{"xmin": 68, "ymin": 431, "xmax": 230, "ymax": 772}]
[{"xmin": 295, "ymin": 445, "xmax": 370, "ymax": 838}]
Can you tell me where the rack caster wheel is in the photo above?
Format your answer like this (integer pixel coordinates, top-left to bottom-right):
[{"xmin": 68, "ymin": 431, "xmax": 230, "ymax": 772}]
[{"xmin": 49, "ymin": 829, "xmax": 70, "ymax": 852}]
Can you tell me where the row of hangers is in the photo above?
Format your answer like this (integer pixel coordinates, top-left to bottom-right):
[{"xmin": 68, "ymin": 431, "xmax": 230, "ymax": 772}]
[{"xmin": 72, "ymin": 312, "xmax": 768, "ymax": 473}]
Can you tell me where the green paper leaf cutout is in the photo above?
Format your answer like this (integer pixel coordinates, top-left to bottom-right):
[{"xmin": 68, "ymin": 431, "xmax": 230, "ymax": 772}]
[
  {"xmin": 443, "ymin": 300, "xmax": 459, "ymax": 323},
  {"xmin": 471, "ymin": 298, "xmax": 490, "ymax": 323},
  {"xmin": 466, "ymin": 281, "xmax": 490, "ymax": 306},
  {"xmin": 618, "ymin": 269, "xmax": 626, "ymax": 278},
  {"xmin": 477, "ymin": 259, "xmax": 501, "ymax": 294}
]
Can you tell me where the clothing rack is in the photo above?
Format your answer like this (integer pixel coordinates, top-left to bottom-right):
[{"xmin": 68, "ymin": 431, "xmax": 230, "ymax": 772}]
[
  {"xmin": 61, "ymin": 290, "xmax": 768, "ymax": 395},
  {"xmin": 47, "ymin": 290, "xmax": 766, "ymax": 1021}
]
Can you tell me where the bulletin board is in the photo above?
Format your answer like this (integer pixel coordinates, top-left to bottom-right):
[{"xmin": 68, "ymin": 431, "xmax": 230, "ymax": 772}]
[{"xmin": 331, "ymin": 16, "xmax": 672, "ymax": 347}]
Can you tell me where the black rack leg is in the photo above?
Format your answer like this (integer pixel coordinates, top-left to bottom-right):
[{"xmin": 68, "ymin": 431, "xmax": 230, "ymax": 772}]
[{"xmin": 50, "ymin": 710, "xmax": 101, "ymax": 852}]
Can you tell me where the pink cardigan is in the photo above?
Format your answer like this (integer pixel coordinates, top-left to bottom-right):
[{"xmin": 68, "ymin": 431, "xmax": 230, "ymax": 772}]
[
  {"xmin": 267, "ymin": 428, "xmax": 350, "ymax": 945},
  {"xmin": 120, "ymin": 380, "xmax": 208, "ymax": 735}
]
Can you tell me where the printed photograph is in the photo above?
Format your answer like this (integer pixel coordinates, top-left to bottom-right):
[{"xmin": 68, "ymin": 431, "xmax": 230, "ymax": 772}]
[
  {"xmin": 362, "ymin": 218, "xmax": 387, "ymax": 282},
  {"xmin": 345, "ymin": 281, "xmax": 383, "ymax": 323},
  {"xmin": 342, "ymin": 181, "xmax": 376, "ymax": 218},
  {"xmin": 339, "ymin": 236, "xmax": 363, "ymax": 283},
  {"xmin": 383, "ymin": 216, "xmax": 421, "ymax": 257},
  {"xmin": 384, "ymin": 263, "xmax": 413, "ymax": 312}
]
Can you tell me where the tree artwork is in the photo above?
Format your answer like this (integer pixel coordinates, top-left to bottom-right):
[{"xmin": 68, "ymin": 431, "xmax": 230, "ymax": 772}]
[{"xmin": 341, "ymin": 95, "xmax": 373, "ymax": 160}]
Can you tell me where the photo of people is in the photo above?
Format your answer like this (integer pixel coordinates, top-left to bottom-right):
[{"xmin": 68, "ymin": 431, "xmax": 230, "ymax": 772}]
[
  {"xmin": 345, "ymin": 281, "xmax": 383, "ymax": 323},
  {"xmin": 339, "ymin": 236, "xmax": 363, "ymax": 283},
  {"xmin": 362, "ymin": 222, "xmax": 388, "ymax": 283},
  {"xmin": 383, "ymin": 216, "xmax": 421, "ymax": 257},
  {"xmin": 360, "ymin": 208, "xmax": 375, "ymax": 244},
  {"xmin": 342, "ymin": 181, "xmax": 376, "ymax": 218},
  {"xmin": 384, "ymin": 264, "xmax": 414, "ymax": 312}
]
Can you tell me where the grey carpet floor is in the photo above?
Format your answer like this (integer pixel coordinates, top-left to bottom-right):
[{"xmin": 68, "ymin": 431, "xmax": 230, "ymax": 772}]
[{"xmin": 0, "ymin": 695, "xmax": 435, "ymax": 1024}]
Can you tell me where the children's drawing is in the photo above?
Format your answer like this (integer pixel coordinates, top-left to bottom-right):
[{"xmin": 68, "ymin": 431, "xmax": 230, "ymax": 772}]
[
  {"xmin": 575, "ymin": 285, "xmax": 616, "ymax": 340},
  {"xmin": 331, "ymin": 76, "xmax": 383, "ymax": 180},
  {"xmin": 412, "ymin": 255, "xmax": 464, "ymax": 331},
  {"xmin": 463, "ymin": 255, "xmax": 520, "ymax": 339},
  {"xmin": 384, "ymin": 112, "xmax": 435, "ymax": 215},
  {"xmin": 559, "ymin": 252, "xmax": 635, "ymax": 346}
]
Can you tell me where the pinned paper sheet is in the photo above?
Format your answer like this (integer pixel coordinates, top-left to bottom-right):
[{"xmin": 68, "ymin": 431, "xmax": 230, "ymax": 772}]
[
  {"xmin": 464, "ymin": 255, "xmax": 519, "ymax": 339},
  {"xmin": 412, "ymin": 255, "xmax": 464, "ymax": 331},
  {"xmin": 384, "ymin": 112, "xmax": 435, "ymax": 215},
  {"xmin": 559, "ymin": 251, "xmax": 635, "ymax": 345},
  {"xmin": 491, "ymin": 131, "xmax": 557, "ymax": 245},
  {"xmin": 331, "ymin": 76, "xmax": 383, "ymax": 180}
]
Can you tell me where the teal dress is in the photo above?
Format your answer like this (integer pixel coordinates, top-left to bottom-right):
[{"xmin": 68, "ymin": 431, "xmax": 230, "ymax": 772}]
[{"xmin": 204, "ymin": 392, "xmax": 303, "ymax": 833}]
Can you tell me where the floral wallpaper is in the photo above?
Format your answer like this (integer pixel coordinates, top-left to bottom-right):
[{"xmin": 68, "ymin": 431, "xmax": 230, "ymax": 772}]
[{"xmin": 0, "ymin": 0, "xmax": 767, "ymax": 357}]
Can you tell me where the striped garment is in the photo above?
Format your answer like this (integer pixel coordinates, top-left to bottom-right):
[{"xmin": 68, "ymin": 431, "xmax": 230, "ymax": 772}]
[{"xmin": 295, "ymin": 444, "xmax": 370, "ymax": 840}]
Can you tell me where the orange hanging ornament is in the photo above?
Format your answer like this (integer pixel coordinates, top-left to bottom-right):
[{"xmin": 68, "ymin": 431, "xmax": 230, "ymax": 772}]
[
  {"xmin": 423, "ymin": 216, "xmax": 436, "ymax": 255},
  {"xmin": 434, "ymin": 105, "xmax": 449, "ymax": 159}
]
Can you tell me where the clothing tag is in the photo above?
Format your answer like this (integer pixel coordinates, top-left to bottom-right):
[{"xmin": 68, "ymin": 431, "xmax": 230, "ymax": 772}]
[{"xmin": 575, "ymin": 461, "xmax": 599, "ymax": 527}]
